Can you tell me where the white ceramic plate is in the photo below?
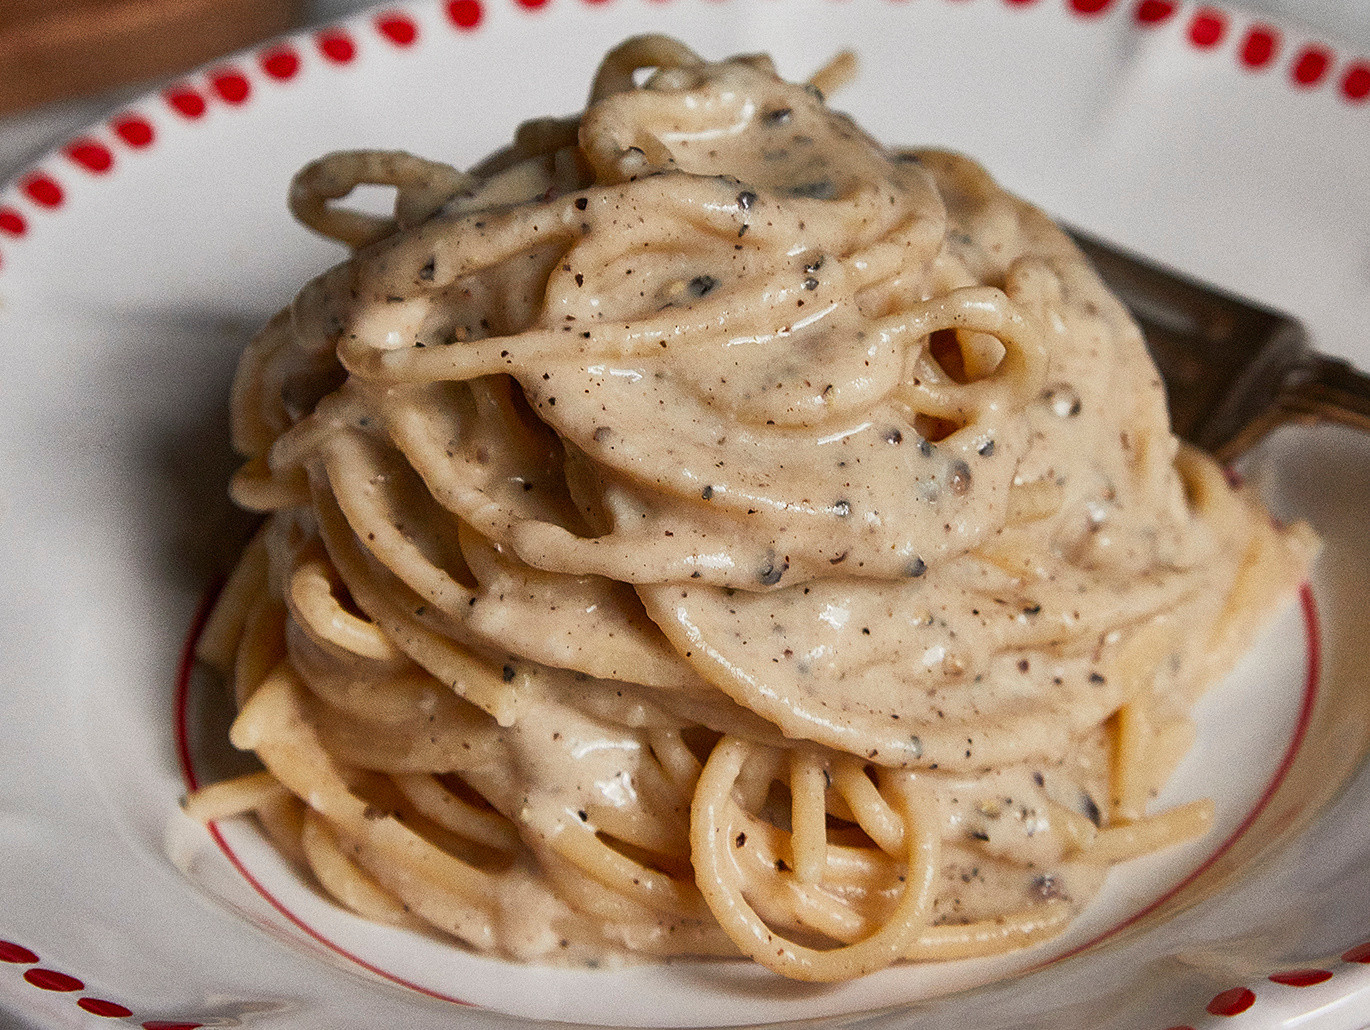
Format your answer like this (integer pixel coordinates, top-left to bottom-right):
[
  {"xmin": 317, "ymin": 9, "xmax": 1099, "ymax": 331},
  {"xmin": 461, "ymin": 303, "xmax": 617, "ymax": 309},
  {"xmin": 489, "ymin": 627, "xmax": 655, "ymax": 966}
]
[{"xmin": 2, "ymin": 1, "xmax": 1370, "ymax": 1027}]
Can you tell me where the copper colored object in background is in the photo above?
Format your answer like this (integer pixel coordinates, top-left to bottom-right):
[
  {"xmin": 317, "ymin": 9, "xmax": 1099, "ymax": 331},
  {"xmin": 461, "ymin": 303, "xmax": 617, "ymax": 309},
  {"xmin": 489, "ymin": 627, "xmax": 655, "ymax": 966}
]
[
  {"xmin": 0, "ymin": 0, "xmax": 303, "ymax": 115},
  {"xmin": 1069, "ymin": 228, "xmax": 1370, "ymax": 463}
]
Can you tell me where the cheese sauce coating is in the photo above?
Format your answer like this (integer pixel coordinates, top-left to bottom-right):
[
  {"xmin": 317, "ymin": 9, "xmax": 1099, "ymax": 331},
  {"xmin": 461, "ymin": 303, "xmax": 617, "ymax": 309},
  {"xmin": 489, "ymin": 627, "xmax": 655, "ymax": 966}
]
[{"xmin": 191, "ymin": 36, "xmax": 1316, "ymax": 982}]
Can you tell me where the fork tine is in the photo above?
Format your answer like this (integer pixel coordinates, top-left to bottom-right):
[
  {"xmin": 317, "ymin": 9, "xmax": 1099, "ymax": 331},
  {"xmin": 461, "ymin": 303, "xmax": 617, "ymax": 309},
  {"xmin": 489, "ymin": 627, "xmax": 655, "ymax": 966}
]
[{"xmin": 1066, "ymin": 227, "xmax": 1370, "ymax": 461}]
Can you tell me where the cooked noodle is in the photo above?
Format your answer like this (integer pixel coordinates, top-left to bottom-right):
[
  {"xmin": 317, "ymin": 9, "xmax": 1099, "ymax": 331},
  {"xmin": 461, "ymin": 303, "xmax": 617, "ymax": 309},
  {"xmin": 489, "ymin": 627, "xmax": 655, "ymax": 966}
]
[{"xmin": 186, "ymin": 36, "xmax": 1316, "ymax": 981}]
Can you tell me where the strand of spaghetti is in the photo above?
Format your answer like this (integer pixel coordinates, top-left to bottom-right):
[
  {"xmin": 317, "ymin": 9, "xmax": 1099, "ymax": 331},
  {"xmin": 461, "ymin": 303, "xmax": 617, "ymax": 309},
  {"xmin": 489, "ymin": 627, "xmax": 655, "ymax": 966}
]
[
  {"xmin": 691, "ymin": 736, "xmax": 937, "ymax": 981},
  {"xmin": 902, "ymin": 901, "xmax": 1074, "ymax": 961},
  {"xmin": 789, "ymin": 751, "xmax": 829, "ymax": 883},
  {"xmin": 1045, "ymin": 799, "xmax": 1100, "ymax": 855},
  {"xmin": 288, "ymin": 550, "xmax": 402, "ymax": 662},
  {"xmin": 229, "ymin": 308, "xmax": 294, "ymax": 457},
  {"xmin": 648, "ymin": 728, "xmax": 703, "ymax": 788},
  {"xmin": 196, "ymin": 525, "xmax": 270, "ymax": 672},
  {"xmin": 256, "ymin": 791, "xmax": 309, "ymax": 869},
  {"xmin": 289, "ymin": 150, "xmax": 473, "ymax": 250},
  {"xmin": 232, "ymin": 601, "xmax": 286, "ymax": 707},
  {"xmin": 232, "ymin": 668, "xmax": 505, "ymax": 949},
  {"xmin": 587, "ymin": 35, "xmax": 707, "ymax": 103},
  {"xmin": 322, "ymin": 432, "xmax": 478, "ymax": 614},
  {"xmin": 731, "ymin": 807, "xmax": 902, "ymax": 888},
  {"xmin": 1084, "ymin": 800, "xmax": 1214, "ymax": 865},
  {"xmin": 229, "ymin": 453, "xmax": 311, "ymax": 512},
  {"xmin": 182, "ymin": 770, "xmax": 287, "ymax": 822},
  {"xmin": 391, "ymin": 773, "xmax": 521, "ymax": 853},
  {"xmin": 311, "ymin": 486, "xmax": 519, "ymax": 724},
  {"xmin": 526, "ymin": 805, "xmax": 710, "ymax": 918},
  {"xmin": 300, "ymin": 810, "xmax": 424, "ymax": 927},
  {"xmin": 832, "ymin": 759, "xmax": 904, "ymax": 855},
  {"xmin": 807, "ymin": 50, "xmax": 857, "ymax": 98}
]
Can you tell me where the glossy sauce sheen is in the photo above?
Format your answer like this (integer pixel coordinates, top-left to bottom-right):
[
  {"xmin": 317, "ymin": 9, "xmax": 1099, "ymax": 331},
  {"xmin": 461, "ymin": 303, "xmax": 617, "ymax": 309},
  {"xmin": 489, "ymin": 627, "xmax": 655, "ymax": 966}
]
[{"xmin": 220, "ymin": 39, "xmax": 1315, "ymax": 969}]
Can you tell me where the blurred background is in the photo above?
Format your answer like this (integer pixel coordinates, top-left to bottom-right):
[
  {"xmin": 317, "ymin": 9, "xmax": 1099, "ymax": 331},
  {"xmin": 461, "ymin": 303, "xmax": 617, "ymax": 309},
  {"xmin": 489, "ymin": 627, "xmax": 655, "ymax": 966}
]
[{"xmin": 1, "ymin": 0, "xmax": 1368, "ymax": 185}]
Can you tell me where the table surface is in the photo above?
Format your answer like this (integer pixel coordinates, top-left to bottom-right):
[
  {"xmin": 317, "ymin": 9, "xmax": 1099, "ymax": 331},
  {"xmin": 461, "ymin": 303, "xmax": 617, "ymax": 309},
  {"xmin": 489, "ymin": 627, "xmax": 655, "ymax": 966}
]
[{"xmin": 1, "ymin": 0, "xmax": 1368, "ymax": 187}]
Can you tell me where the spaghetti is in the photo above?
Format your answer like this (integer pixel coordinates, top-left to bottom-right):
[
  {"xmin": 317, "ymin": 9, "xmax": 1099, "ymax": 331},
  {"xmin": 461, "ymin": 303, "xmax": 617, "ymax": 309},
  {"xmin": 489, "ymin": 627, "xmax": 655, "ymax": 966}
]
[{"xmin": 187, "ymin": 37, "xmax": 1316, "ymax": 981}]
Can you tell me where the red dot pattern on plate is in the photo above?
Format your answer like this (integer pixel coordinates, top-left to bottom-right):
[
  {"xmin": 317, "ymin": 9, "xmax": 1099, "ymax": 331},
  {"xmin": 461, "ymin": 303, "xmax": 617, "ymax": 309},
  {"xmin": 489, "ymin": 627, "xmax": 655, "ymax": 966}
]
[
  {"xmin": 1343, "ymin": 63, "xmax": 1370, "ymax": 100},
  {"xmin": 211, "ymin": 70, "xmax": 251, "ymax": 104},
  {"xmin": 261, "ymin": 47, "xmax": 301, "ymax": 79},
  {"xmin": 318, "ymin": 30, "xmax": 356, "ymax": 63},
  {"xmin": 24, "ymin": 968, "xmax": 83, "ymax": 992},
  {"xmin": 22, "ymin": 174, "xmax": 63, "ymax": 208},
  {"xmin": 1240, "ymin": 26, "xmax": 1279, "ymax": 67},
  {"xmin": 113, "ymin": 115, "xmax": 154, "ymax": 147},
  {"xmin": 516, "ymin": 0, "xmax": 548, "ymax": 9},
  {"xmin": 1206, "ymin": 987, "xmax": 1256, "ymax": 1017},
  {"xmin": 1268, "ymin": 969, "xmax": 1333, "ymax": 987},
  {"xmin": 0, "ymin": 941, "xmax": 38, "ymax": 963},
  {"xmin": 1003, "ymin": 0, "xmax": 1041, "ymax": 6},
  {"xmin": 377, "ymin": 14, "xmax": 419, "ymax": 44},
  {"xmin": 1135, "ymin": 0, "xmax": 1173, "ymax": 23},
  {"xmin": 1070, "ymin": 0, "xmax": 1113, "ymax": 15},
  {"xmin": 1292, "ymin": 45, "xmax": 1331, "ymax": 87},
  {"xmin": 165, "ymin": 87, "xmax": 206, "ymax": 119},
  {"xmin": 1189, "ymin": 8, "xmax": 1226, "ymax": 47},
  {"xmin": 447, "ymin": 0, "xmax": 483, "ymax": 27},
  {"xmin": 1343, "ymin": 941, "xmax": 1370, "ymax": 963},
  {"xmin": 79, "ymin": 998, "xmax": 134, "ymax": 1018},
  {"xmin": 66, "ymin": 140, "xmax": 114, "ymax": 173}
]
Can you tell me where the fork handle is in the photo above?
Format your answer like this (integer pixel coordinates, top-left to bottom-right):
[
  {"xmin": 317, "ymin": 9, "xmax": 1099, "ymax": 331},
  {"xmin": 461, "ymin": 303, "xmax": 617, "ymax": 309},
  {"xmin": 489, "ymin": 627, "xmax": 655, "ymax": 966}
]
[
  {"xmin": 1282, "ymin": 353, "xmax": 1370, "ymax": 433},
  {"xmin": 1214, "ymin": 352, "xmax": 1370, "ymax": 462}
]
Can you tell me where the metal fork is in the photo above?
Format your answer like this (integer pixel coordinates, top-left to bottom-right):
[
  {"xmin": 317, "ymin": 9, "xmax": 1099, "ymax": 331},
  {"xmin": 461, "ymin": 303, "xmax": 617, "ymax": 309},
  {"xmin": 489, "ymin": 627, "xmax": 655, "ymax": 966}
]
[{"xmin": 1067, "ymin": 228, "xmax": 1370, "ymax": 463}]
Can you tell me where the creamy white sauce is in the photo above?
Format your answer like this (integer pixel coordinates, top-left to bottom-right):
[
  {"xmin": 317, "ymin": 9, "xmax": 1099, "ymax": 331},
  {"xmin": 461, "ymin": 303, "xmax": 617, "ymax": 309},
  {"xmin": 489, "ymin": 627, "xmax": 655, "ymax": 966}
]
[{"xmin": 219, "ymin": 37, "xmax": 1315, "ymax": 971}]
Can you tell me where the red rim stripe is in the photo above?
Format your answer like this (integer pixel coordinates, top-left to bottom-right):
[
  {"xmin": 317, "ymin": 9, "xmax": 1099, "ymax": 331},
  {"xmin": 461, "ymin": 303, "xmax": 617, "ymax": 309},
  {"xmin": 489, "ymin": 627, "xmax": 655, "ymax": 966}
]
[
  {"xmin": 176, "ymin": 582, "xmax": 477, "ymax": 1009},
  {"xmin": 317, "ymin": 29, "xmax": 357, "ymax": 63},
  {"xmin": 377, "ymin": 13, "xmax": 420, "ymax": 45},
  {"xmin": 24, "ymin": 968, "xmax": 83, "ymax": 992},
  {"xmin": 165, "ymin": 87, "xmax": 206, "ymax": 119},
  {"xmin": 211, "ymin": 69, "xmax": 252, "ymax": 104},
  {"xmin": 1206, "ymin": 986, "xmax": 1256, "ymax": 1016},
  {"xmin": 112, "ymin": 116, "xmax": 155, "ymax": 148},
  {"xmin": 446, "ymin": 0, "xmax": 484, "ymax": 28},
  {"xmin": 1292, "ymin": 45, "xmax": 1333, "ymax": 87},
  {"xmin": 0, "ymin": 941, "xmax": 39, "ymax": 964},
  {"xmin": 1189, "ymin": 8, "xmax": 1227, "ymax": 48},
  {"xmin": 1042, "ymin": 585, "xmax": 1324, "ymax": 971},
  {"xmin": 65, "ymin": 140, "xmax": 114, "ymax": 173},
  {"xmin": 1241, "ymin": 25, "xmax": 1280, "ymax": 68},
  {"xmin": 261, "ymin": 46, "xmax": 301, "ymax": 80},
  {"xmin": 1135, "ymin": 0, "xmax": 1174, "ymax": 23},
  {"xmin": 78, "ymin": 998, "xmax": 134, "ymax": 1018},
  {"xmin": 1344, "ymin": 63, "xmax": 1370, "ymax": 101},
  {"xmin": 21, "ymin": 174, "xmax": 63, "ymax": 208},
  {"xmin": 0, "ymin": 0, "xmax": 1365, "ymax": 281},
  {"xmin": 1268, "ymin": 969, "xmax": 1333, "ymax": 987},
  {"xmin": 0, "ymin": 208, "xmax": 27, "ymax": 236}
]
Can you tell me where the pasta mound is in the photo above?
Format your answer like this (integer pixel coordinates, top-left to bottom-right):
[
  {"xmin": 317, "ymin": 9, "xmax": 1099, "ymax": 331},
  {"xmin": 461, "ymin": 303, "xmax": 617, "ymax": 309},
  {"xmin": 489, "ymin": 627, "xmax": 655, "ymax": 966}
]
[{"xmin": 190, "ymin": 37, "xmax": 1316, "ymax": 981}]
